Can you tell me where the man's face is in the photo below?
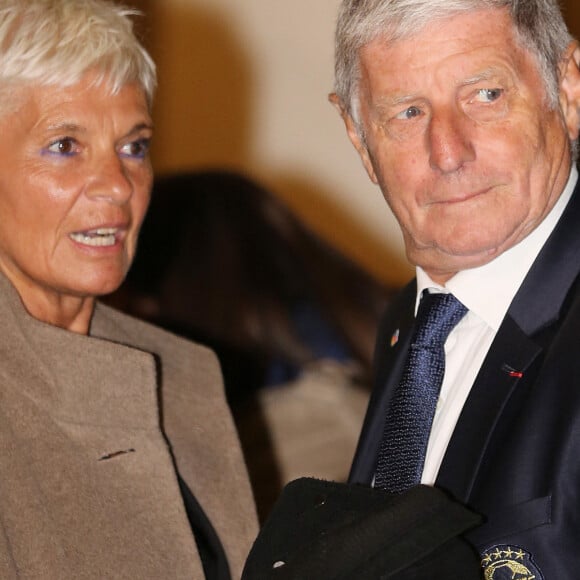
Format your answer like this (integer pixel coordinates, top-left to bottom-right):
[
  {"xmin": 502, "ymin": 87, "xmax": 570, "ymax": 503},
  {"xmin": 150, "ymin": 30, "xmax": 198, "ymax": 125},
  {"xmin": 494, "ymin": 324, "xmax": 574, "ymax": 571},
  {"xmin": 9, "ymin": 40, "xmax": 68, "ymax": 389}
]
[{"xmin": 341, "ymin": 8, "xmax": 580, "ymax": 283}]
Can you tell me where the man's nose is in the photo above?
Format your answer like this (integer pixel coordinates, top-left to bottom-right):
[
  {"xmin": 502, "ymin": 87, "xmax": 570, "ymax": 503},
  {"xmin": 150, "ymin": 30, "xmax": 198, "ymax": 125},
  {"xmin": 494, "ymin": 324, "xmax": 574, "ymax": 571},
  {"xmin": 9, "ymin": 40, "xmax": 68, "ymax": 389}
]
[{"xmin": 427, "ymin": 108, "xmax": 475, "ymax": 173}]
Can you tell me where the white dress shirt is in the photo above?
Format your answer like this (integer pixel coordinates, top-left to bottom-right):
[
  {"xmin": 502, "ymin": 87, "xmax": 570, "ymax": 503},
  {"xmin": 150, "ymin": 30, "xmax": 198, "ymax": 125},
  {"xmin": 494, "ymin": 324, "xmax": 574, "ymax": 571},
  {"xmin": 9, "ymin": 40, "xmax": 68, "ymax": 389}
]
[{"xmin": 416, "ymin": 165, "xmax": 578, "ymax": 484}]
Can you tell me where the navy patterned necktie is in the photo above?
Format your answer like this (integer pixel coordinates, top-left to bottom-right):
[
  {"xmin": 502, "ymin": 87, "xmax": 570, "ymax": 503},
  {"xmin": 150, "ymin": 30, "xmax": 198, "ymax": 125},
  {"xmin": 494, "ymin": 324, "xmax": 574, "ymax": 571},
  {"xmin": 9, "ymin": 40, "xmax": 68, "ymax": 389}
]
[{"xmin": 374, "ymin": 291, "xmax": 467, "ymax": 493}]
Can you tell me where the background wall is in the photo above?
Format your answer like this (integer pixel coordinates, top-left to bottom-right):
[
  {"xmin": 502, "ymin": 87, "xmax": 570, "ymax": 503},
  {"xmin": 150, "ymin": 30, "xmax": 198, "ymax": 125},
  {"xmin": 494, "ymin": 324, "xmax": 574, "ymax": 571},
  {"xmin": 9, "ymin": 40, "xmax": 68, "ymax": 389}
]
[{"xmin": 132, "ymin": 0, "xmax": 580, "ymax": 287}]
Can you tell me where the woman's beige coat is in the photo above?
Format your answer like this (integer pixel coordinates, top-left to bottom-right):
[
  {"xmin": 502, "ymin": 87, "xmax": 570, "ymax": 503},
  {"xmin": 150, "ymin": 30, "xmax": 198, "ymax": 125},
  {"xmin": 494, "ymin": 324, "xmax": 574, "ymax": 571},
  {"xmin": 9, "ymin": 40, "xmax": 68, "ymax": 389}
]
[{"xmin": 0, "ymin": 273, "xmax": 258, "ymax": 579}]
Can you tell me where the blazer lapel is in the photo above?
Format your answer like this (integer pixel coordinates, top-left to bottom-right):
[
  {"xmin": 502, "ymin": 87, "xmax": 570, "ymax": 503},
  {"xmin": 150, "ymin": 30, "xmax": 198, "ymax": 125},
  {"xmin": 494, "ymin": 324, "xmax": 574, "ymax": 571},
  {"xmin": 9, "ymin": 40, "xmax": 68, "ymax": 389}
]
[
  {"xmin": 435, "ymin": 316, "xmax": 541, "ymax": 501},
  {"xmin": 349, "ymin": 283, "xmax": 416, "ymax": 484},
  {"xmin": 437, "ymin": 180, "xmax": 580, "ymax": 502}
]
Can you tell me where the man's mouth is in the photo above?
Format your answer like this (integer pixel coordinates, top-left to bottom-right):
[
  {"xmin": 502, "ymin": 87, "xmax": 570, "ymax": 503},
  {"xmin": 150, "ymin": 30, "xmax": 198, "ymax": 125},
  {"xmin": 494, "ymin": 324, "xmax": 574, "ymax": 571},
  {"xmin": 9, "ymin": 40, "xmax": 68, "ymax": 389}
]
[
  {"xmin": 69, "ymin": 228, "xmax": 121, "ymax": 247},
  {"xmin": 434, "ymin": 186, "xmax": 494, "ymax": 205}
]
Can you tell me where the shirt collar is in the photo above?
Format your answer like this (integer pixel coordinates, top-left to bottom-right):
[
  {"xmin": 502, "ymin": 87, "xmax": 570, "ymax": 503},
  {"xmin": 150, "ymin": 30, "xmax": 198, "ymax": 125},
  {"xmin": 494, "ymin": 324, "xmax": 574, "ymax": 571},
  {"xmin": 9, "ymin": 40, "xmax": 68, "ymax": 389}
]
[{"xmin": 416, "ymin": 165, "xmax": 578, "ymax": 330}]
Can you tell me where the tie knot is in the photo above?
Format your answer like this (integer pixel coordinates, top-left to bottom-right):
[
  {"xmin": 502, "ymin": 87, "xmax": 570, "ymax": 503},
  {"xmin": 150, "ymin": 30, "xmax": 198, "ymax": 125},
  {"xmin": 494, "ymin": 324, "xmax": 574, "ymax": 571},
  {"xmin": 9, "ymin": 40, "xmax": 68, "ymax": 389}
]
[{"xmin": 413, "ymin": 291, "xmax": 467, "ymax": 346}]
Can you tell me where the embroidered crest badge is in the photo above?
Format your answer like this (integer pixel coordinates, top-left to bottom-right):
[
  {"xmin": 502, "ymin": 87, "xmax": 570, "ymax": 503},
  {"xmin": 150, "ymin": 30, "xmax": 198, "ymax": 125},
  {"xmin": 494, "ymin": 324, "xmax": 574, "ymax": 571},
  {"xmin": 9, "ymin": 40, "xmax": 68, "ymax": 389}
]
[{"xmin": 481, "ymin": 545, "xmax": 544, "ymax": 579}]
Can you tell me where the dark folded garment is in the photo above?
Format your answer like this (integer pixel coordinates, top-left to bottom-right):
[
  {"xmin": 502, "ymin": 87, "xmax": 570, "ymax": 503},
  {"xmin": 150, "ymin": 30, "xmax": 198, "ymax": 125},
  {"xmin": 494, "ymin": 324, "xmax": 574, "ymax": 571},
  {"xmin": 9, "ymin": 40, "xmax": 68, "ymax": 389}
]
[{"xmin": 242, "ymin": 478, "xmax": 482, "ymax": 579}]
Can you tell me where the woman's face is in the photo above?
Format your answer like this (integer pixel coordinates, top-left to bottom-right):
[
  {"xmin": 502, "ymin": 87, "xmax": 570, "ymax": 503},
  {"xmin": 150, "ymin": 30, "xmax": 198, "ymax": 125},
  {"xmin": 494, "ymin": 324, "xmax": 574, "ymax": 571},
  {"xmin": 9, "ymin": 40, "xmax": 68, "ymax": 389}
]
[{"xmin": 0, "ymin": 72, "xmax": 153, "ymax": 320}]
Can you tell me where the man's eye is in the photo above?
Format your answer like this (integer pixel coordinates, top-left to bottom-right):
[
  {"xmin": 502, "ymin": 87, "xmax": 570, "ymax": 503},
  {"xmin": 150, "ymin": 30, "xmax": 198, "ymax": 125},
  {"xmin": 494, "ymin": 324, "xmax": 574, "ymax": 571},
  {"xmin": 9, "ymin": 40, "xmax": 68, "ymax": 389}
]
[
  {"xmin": 396, "ymin": 106, "xmax": 422, "ymax": 120},
  {"xmin": 120, "ymin": 138, "xmax": 151, "ymax": 159},
  {"xmin": 475, "ymin": 88, "xmax": 503, "ymax": 103},
  {"xmin": 46, "ymin": 138, "xmax": 78, "ymax": 156}
]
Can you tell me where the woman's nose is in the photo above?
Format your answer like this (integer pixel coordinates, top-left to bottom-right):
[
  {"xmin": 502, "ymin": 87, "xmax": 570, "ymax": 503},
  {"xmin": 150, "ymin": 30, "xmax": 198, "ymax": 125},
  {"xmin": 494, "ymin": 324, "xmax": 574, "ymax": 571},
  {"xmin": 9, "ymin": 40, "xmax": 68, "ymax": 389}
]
[{"xmin": 84, "ymin": 154, "xmax": 133, "ymax": 204}]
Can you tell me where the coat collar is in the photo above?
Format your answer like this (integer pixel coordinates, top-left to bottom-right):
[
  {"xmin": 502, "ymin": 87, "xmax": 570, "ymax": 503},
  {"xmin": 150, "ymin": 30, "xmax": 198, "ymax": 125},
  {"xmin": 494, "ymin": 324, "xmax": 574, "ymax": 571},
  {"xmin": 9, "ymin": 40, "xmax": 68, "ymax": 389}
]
[
  {"xmin": 437, "ymin": 179, "xmax": 580, "ymax": 501},
  {"xmin": 0, "ymin": 270, "xmax": 213, "ymax": 578},
  {"xmin": 352, "ymin": 179, "xmax": 580, "ymax": 492},
  {"xmin": 349, "ymin": 282, "xmax": 416, "ymax": 484},
  {"xmin": 509, "ymin": 179, "xmax": 580, "ymax": 335},
  {"xmin": 0, "ymin": 270, "xmax": 160, "ymax": 430}
]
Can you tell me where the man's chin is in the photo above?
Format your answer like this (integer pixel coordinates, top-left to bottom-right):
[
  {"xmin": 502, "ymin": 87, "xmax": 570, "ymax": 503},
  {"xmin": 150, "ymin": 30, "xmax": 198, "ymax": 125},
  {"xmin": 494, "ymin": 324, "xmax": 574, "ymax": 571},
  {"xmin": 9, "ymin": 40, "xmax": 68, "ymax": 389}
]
[{"xmin": 411, "ymin": 244, "xmax": 502, "ymax": 280}]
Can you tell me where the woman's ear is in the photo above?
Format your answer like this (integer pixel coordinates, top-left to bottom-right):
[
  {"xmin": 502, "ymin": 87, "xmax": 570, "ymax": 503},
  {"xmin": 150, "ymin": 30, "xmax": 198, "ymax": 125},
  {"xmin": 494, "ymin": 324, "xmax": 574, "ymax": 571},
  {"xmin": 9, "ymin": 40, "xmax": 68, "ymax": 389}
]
[{"xmin": 559, "ymin": 42, "xmax": 580, "ymax": 141}]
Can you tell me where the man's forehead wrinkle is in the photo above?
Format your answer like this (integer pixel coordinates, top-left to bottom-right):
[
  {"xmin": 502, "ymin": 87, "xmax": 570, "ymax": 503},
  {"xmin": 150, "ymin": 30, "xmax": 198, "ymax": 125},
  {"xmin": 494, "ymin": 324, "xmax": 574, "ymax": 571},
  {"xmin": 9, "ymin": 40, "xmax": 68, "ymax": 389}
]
[{"xmin": 359, "ymin": 34, "xmax": 526, "ymax": 108}]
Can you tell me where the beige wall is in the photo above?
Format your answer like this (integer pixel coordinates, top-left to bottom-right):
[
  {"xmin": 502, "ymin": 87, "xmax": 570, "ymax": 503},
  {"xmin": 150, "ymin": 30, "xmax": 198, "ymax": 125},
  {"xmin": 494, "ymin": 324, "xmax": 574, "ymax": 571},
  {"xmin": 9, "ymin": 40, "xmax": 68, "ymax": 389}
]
[
  {"xmin": 567, "ymin": 3, "xmax": 580, "ymax": 37},
  {"xmin": 137, "ymin": 0, "xmax": 580, "ymax": 287}
]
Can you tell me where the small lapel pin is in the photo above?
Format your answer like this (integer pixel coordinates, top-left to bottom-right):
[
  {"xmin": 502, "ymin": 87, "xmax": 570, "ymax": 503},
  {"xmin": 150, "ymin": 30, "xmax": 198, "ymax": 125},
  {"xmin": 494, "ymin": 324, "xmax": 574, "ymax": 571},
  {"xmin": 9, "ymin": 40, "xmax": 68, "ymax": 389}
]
[
  {"xmin": 390, "ymin": 329, "xmax": 400, "ymax": 347},
  {"xmin": 502, "ymin": 364, "xmax": 524, "ymax": 379}
]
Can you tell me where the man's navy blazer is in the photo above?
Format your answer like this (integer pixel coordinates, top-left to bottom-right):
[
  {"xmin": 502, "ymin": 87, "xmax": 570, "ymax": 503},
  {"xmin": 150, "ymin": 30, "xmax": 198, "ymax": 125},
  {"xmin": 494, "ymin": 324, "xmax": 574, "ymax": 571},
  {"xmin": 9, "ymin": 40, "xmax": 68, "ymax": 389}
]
[{"xmin": 350, "ymin": 180, "xmax": 580, "ymax": 578}]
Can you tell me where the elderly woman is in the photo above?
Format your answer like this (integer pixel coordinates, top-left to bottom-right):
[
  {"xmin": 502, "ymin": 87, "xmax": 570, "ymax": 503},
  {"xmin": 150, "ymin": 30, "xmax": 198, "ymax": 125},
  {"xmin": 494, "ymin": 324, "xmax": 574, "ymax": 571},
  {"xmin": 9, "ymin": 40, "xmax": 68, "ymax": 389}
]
[{"xmin": 0, "ymin": 1, "xmax": 257, "ymax": 578}]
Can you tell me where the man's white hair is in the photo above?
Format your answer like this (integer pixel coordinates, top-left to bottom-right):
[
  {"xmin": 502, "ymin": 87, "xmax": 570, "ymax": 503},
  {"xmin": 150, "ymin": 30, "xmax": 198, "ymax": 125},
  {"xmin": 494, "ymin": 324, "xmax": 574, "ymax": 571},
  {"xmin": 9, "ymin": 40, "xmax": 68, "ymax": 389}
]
[{"xmin": 334, "ymin": 0, "xmax": 573, "ymax": 122}]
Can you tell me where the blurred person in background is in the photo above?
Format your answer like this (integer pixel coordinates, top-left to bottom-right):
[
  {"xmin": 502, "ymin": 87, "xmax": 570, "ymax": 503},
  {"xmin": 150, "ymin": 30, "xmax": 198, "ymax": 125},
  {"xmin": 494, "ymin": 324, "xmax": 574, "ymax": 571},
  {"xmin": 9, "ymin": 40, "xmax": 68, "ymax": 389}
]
[{"xmin": 108, "ymin": 170, "xmax": 395, "ymax": 519}]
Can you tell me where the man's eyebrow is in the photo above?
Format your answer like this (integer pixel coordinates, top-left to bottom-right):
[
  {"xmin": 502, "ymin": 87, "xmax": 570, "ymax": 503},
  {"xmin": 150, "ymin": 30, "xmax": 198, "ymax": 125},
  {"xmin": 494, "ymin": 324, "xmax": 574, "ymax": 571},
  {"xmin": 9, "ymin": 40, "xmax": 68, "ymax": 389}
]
[
  {"xmin": 460, "ymin": 67, "xmax": 504, "ymax": 86},
  {"xmin": 374, "ymin": 93, "xmax": 424, "ymax": 109}
]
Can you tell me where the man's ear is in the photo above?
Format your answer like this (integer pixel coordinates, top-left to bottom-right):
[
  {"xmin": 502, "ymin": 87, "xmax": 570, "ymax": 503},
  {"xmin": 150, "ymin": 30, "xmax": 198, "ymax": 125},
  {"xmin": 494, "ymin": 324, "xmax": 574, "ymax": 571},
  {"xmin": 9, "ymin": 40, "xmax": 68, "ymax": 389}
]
[
  {"xmin": 559, "ymin": 41, "xmax": 580, "ymax": 141},
  {"xmin": 328, "ymin": 92, "xmax": 379, "ymax": 184}
]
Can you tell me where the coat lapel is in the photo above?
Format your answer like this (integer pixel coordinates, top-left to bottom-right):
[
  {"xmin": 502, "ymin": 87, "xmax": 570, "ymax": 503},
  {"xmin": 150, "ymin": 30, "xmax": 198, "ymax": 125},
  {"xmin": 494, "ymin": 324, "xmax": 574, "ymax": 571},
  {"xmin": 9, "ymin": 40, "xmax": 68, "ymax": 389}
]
[
  {"xmin": 352, "ymin": 180, "xmax": 580, "ymax": 497},
  {"xmin": 349, "ymin": 283, "xmax": 416, "ymax": 484},
  {"xmin": 435, "ymin": 316, "xmax": 541, "ymax": 501},
  {"xmin": 0, "ymin": 274, "xmax": 208, "ymax": 579},
  {"xmin": 437, "ymin": 181, "xmax": 580, "ymax": 502}
]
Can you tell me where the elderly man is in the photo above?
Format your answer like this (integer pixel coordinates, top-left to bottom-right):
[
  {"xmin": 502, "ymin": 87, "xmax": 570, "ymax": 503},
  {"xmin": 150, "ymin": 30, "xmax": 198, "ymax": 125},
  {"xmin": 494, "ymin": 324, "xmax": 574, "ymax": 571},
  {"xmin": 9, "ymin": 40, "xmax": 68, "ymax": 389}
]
[{"xmin": 331, "ymin": 0, "xmax": 580, "ymax": 577}]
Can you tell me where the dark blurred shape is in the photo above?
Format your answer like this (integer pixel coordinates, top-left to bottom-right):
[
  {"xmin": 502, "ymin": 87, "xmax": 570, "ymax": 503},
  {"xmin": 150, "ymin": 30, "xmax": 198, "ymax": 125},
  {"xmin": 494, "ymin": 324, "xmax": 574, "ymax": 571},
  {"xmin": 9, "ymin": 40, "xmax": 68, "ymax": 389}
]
[
  {"xmin": 107, "ymin": 170, "xmax": 395, "ymax": 519},
  {"xmin": 242, "ymin": 479, "xmax": 482, "ymax": 579}
]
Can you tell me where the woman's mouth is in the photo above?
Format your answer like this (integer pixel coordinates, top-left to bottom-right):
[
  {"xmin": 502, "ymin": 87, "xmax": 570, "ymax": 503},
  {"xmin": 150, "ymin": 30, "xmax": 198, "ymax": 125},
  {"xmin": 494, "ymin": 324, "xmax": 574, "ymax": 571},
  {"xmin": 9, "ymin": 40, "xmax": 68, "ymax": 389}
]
[{"xmin": 69, "ymin": 228, "xmax": 121, "ymax": 247}]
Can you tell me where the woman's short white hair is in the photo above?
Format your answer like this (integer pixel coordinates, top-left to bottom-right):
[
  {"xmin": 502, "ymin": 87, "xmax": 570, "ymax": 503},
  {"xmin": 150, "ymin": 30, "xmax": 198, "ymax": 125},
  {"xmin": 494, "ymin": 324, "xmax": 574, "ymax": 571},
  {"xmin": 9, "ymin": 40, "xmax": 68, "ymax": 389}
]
[{"xmin": 0, "ymin": 0, "xmax": 156, "ymax": 111}]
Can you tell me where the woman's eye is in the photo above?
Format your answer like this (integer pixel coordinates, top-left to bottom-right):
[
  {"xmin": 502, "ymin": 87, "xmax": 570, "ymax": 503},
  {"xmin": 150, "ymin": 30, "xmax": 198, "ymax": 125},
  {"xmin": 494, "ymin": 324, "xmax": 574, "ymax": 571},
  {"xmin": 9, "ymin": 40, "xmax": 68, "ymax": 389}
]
[
  {"xmin": 395, "ymin": 106, "xmax": 422, "ymax": 120},
  {"xmin": 46, "ymin": 138, "xmax": 79, "ymax": 156},
  {"xmin": 120, "ymin": 138, "xmax": 151, "ymax": 159},
  {"xmin": 475, "ymin": 88, "xmax": 503, "ymax": 103}
]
